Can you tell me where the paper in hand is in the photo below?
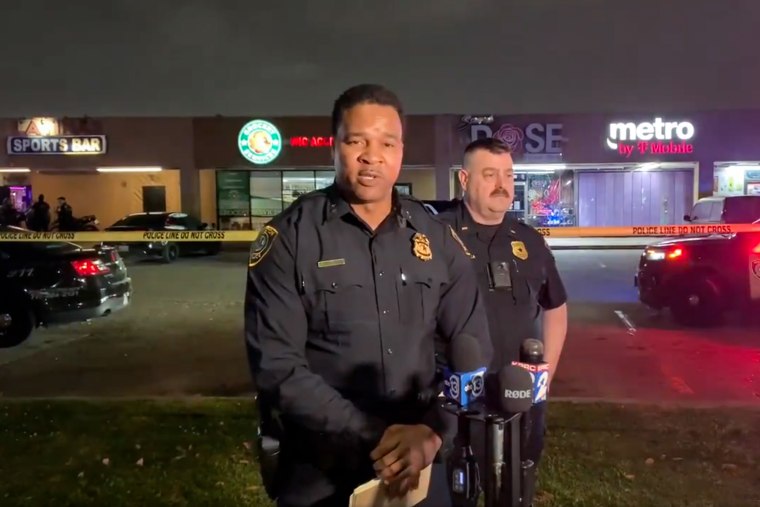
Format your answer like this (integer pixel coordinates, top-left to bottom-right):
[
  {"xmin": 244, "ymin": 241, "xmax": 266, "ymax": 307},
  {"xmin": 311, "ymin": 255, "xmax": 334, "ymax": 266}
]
[{"xmin": 348, "ymin": 464, "xmax": 432, "ymax": 507}]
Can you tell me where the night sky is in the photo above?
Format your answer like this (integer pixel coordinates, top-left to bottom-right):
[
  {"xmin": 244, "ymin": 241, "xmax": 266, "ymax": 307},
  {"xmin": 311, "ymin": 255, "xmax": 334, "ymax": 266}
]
[{"xmin": 0, "ymin": 0, "xmax": 758, "ymax": 117}]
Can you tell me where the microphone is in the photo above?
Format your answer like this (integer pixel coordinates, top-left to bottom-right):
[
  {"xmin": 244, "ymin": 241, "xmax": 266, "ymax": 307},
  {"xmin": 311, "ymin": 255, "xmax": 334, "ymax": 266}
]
[
  {"xmin": 495, "ymin": 365, "xmax": 534, "ymax": 414},
  {"xmin": 511, "ymin": 338, "xmax": 550, "ymax": 404},
  {"xmin": 512, "ymin": 339, "xmax": 547, "ymax": 507},
  {"xmin": 443, "ymin": 334, "xmax": 487, "ymax": 506},
  {"xmin": 443, "ymin": 334, "xmax": 488, "ymax": 409}
]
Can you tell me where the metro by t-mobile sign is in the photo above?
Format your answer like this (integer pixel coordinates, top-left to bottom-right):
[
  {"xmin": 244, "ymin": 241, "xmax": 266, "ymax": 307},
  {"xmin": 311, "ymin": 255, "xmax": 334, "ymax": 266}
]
[{"xmin": 606, "ymin": 117, "xmax": 695, "ymax": 158}]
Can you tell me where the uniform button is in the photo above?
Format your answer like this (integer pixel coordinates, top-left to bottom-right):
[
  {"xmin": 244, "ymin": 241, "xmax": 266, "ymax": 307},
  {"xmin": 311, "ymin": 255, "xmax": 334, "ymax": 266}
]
[
  {"xmin": 382, "ymin": 309, "xmax": 389, "ymax": 315},
  {"xmin": 386, "ymin": 348, "xmax": 393, "ymax": 355},
  {"xmin": 378, "ymin": 271, "xmax": 384, "ymax": 277},
  {"xmin": 331, "ymin": 282, "xmax": 338, "ymax": 288}
]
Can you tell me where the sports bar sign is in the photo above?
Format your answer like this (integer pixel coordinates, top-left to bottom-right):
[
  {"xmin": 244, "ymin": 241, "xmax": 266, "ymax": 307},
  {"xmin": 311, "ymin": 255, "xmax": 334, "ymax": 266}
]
[{"xmin": 7, "ymin": 135, "xmax": 107, "ymax": 155}]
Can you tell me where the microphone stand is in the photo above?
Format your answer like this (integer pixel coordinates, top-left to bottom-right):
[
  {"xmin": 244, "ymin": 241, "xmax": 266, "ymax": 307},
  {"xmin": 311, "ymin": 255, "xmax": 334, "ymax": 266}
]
[
  {"xmin": 483, "ymin": 414, "xmax": 505, "ymax": 507},
  {"xmin": 505, "ymin": 414, "xmax": 523, "ymax": 507}
]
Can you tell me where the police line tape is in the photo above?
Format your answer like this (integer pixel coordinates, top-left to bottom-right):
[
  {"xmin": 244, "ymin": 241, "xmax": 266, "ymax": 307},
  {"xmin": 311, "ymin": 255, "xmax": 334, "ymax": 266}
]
[{"xmin": 1, "ymin": 223, "xmax": 759, "ymax": 242}]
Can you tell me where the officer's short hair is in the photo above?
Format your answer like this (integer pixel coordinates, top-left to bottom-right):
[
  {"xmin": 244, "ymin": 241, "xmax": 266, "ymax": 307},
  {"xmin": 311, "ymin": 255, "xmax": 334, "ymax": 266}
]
[
  {"xmin": 463, "ymin": 138, "xmax": 513, "ymax": 163},
  {"xmin": 331, "ymin": 84, "xmax": 405, "ymax": 138}
]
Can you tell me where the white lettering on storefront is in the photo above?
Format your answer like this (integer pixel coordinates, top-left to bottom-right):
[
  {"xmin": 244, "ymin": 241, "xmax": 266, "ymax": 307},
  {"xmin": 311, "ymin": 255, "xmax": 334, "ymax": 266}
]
[{"xmin": 606, "ymin": 118, "xmax": 695, "ymax": 150}]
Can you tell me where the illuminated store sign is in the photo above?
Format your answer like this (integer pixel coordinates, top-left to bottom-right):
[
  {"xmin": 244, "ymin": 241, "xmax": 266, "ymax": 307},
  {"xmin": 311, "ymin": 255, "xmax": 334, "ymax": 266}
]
[
  {"xmin": 238, "ymin": 119, "xmax": 282, "ymax": 165},
  {"xmin": 290, "ymin": 136, "xmax": 334, "ymax": 148},
  {"xmin": 606, "ymin": 117, "xmax": 695, "ymax": 157},
  {"xmin": 469, "ymin": 122, "xmax": 564, "ymax": 155},
  {"xmin": 7, "ymin": 135, "xmax": 107, "ymax": 155}
]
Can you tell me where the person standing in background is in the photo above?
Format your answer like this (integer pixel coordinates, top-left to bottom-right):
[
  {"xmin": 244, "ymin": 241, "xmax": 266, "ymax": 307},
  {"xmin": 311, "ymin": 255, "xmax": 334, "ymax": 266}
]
[{"xmin": 437, "ymin": 137, "xmax": 569, "ymax": 506}]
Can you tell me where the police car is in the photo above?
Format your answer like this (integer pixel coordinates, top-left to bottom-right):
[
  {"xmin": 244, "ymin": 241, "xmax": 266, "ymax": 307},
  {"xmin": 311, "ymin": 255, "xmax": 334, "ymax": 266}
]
[
  {"xmin": 104, "ymin": 211, "xmax": 221, "ymax": 263},
  {"xmin": 635, "ymin": 220, "xmax": 760, "ymax": 326},
  {"xmin": 0, "ymin": 226, "xmax": 132, "ymax": 348}
]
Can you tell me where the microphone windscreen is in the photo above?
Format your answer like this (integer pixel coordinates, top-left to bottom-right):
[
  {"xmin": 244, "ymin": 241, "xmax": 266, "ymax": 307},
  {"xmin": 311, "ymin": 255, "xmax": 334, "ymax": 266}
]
[
  {"xmin": 520, "ymin": 338, "xmax": 544, "ymax": 362},
  {"xmin": 449, "ymin": 333, "xmax": 482, "ymax": 372},
  {"xmin": 497, "ymin": 365, "xmax": 534, "ymax": 413}
]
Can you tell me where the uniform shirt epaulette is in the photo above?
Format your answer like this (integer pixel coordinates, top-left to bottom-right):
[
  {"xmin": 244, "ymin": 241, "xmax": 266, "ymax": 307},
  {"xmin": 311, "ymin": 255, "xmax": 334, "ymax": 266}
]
[
  {"xmin": 512, "ymin": 220, "xmax": 552, "ymax": 251},
  {"xmin": 266, "ymin": 188, "xmax": 328, "ymax": 227}
]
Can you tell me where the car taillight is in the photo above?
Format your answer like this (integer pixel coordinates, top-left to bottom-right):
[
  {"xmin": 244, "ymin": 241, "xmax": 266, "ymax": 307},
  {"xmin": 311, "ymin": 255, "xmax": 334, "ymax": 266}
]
[
  {"xmin": 71, "ymin": 259, "xmax": 110, "ymax": 276},
  {"xmin": 645, "ymin": 245, "xmax": 685, "ymax": 261}
]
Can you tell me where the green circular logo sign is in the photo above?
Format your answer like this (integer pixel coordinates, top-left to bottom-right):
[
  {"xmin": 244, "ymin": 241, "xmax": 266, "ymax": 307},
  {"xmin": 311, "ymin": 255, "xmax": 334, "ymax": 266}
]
[{"xmin": 238, "ymin": 119, "xmax": 282, "ymax": 165}]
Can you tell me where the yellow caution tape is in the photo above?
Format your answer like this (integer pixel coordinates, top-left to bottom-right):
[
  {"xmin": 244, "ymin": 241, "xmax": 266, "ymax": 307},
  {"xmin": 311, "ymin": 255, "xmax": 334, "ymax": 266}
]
[{"xmin": 0, "ymin": 223, "xmax": 758, "ymax": 242}]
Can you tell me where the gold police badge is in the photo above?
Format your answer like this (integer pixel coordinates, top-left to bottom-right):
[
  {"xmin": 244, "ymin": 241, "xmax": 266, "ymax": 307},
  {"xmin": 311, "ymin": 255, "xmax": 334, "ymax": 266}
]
[
  {"xmin": 248, "ymin": 225, "xmax": 279, "ymax": 268},
  {"xmin": 511, "ymin": 240, "xmax": 528, "ymax": 261},
  {"xmin": 412, "ymin": 232, "xmax": 433, "ymax": 261}
]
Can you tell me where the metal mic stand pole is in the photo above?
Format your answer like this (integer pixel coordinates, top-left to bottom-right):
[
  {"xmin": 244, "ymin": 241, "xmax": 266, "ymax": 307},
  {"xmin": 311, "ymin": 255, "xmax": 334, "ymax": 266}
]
[
  {"xmin": 502, "ymin": 414, "xmax": 522, "ymax": 507},
  {"xmin": 483, "ymin": 415, "xmax": 505, "ymax": 507}
]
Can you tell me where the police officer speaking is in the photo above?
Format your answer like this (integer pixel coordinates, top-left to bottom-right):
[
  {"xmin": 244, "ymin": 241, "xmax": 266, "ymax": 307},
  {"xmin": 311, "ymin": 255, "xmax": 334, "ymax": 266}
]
[
  {"xmin": 437, "ymin": 137, "xmax": 569, "ymax": 506},
  {"xmin": 244, "ymin": 84, "xmax": 492, "ymax": 507}
]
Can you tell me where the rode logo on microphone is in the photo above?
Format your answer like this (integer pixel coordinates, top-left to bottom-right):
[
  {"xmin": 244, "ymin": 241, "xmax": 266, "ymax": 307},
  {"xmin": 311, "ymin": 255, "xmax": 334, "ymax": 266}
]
[{"xmin": 504, "ymin": 389, "xmax": 532, "ymax": 399}]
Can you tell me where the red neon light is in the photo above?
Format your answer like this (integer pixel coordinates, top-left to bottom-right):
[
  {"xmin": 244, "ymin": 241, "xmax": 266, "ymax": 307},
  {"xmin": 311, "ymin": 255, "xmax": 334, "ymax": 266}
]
[
  {"xmin": 616, "ymin": 141, "xmax": 694, "ymax": 158},
  {"xmin": 289, "ymin": 136, "xmax": 334, "ymax": 148},
  {"xmin": 752, "ymin": 242, "xmax": 760, "ymax": 254}
]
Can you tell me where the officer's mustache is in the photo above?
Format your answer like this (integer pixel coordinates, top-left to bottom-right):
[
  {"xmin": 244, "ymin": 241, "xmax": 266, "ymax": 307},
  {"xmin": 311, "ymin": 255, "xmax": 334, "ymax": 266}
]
[{"xmin": 490, "ymin": 188, "xmax": 510, "ymax": 198}]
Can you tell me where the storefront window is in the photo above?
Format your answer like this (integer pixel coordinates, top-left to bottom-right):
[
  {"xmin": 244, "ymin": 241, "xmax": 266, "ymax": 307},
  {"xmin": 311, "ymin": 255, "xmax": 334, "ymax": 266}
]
[
  {"xmin": 316, "ymin": 170, "xmax": 335, "ymax": 189},
  {"xmin": 282, "ymin": 171, "xmax": 317, "ymax": 208},
  {"xmin": 525, "ymin": 170, "xmax": 576, "ymax": 227},
  {"xmin": 216, "ymin": 171, "xmax": 252, "ymax": 230},
  {"xmin": 250, "ymin": 172, "xmax": 283, "ymax": 231}
]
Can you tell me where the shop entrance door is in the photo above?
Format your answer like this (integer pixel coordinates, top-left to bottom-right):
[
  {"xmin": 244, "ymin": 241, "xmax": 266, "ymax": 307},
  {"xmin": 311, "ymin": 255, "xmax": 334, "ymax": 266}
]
[
  {"xmin": 507, "ymin": 181, "xmax": 526, "ymax": 222},
  {"xmin": 142, "ymin": 186, "xmax": 166, "ymax": 213}
]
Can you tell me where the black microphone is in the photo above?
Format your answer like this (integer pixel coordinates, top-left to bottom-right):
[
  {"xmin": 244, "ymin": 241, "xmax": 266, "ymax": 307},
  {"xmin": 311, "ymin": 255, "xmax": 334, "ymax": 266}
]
[
  {"xmin": 496, "ymin": 365, "xmax": 534, "ymax": 415},
  {"xmin": 443, "ymin": 334, "xmax": 488, "ymax": 408},
  {"xmin": 444, "ymin": 334, "xmax": 487, "ymax": 507},
  {"xmin": 515, "ymin": 341, "xmax": 546, "ymax": 507},
  {"xmin": 514, "ymin": 338, "xmax": 550, "ymax": 405}
]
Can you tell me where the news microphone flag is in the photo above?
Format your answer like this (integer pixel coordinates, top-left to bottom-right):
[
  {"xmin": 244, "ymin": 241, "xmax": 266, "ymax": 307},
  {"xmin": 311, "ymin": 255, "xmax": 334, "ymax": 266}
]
[
  {"xmin": 443, "ymin": 366, "xmax": 487, "ymax": 408},
  {"xmin": 510, "ymin": 361, "xmax": 549, "ymax": 404}
]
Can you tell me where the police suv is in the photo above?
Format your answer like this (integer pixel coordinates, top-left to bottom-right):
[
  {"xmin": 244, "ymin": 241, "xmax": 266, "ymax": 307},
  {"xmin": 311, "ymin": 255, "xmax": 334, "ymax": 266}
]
[
  {"xmin": 635, "ymin": 221, "xmax": 760, "ymax": 327},
  {"xmin": 0, "ymin": 226, "xmax": 132, "ymax": 347}
]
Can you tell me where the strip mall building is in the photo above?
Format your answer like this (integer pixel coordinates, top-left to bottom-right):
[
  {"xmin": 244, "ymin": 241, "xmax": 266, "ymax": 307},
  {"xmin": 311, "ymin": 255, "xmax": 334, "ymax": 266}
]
[{"xmin": 2, "ymin": 111, "xmax": 759, "ymax": 230}]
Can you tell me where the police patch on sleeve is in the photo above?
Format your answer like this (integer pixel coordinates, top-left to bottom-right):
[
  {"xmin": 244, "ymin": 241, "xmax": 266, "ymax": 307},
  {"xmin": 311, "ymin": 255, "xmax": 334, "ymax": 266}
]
[
  {"xmin": 248, "ymin": 225, "xmax": 278, "ymax": 268},
  {"xmin": 449, "ymin": 226, "xmax": 475, "ymax": 259}
]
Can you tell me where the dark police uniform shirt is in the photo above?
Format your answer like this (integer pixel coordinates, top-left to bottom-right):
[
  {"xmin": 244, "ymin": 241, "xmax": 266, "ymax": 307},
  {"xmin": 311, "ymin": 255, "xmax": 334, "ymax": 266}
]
[
  {"xmin": 438, "ymin": 201, "xmax": 567, "ymax": 370},
  {"xmin": 244, "ymin": 185, "xmax": 491, "ymax": 500}
]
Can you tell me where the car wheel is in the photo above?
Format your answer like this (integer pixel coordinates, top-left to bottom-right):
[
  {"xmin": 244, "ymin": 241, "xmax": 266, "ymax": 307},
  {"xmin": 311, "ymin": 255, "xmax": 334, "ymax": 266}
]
[
  {"xmin": 161, "ymin": 243, "xmax": 180, "ymax": 264},
  {"xmin": 0, "ymin": 301, "xmax": 35, "ymax": 348},
  {"xmin": 670, "ymin": 276, "xmax": 724, "ymax": 327}
]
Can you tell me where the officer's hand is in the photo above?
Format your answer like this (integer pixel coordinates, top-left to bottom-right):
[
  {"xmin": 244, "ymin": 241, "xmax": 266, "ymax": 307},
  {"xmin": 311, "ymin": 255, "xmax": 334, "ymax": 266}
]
[
  {"xmin": 384, "ymin": 472, "xmax": 421, "ymax": 499},
  {"xmin": 369, "ymin": 424, "xmax": 441, "ymax": 490}
]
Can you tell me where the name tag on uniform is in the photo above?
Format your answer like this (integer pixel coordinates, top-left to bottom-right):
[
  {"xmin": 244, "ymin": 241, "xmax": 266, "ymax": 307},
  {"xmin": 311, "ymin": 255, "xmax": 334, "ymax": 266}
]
[{"xmin": 317, "ymin": 258, "xmax": 346, "ymax": 268}]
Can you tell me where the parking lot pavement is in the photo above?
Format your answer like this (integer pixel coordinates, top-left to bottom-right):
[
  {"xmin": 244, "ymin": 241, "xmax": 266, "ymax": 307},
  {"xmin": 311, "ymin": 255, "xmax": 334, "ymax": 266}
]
[{"xmin": 0, "ymin": 250, "xmax": 758, "ymax": 403}]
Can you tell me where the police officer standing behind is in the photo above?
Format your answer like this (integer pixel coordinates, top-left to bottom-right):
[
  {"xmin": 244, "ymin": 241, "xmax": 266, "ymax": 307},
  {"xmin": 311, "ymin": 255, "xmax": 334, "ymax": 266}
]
[
  {"xmin": 244, "ymin": 84, "xmax": 492, "ymax": 507},
  {"xmin": 438, "ymin": 138, "xmax": 569, "ymax": 506}
]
